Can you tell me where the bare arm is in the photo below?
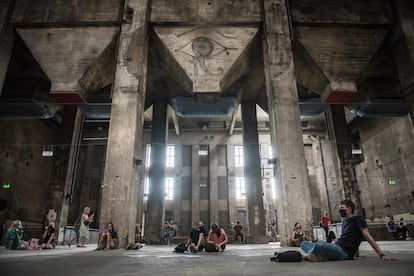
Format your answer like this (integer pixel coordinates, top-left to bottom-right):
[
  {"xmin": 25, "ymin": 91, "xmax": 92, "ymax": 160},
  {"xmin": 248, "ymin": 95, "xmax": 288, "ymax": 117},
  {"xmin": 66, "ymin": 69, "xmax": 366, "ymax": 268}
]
[
  {"xmin": 196, "ymin": 232, "xmax": 205, "ymax": 248},
  {"xmin": 361, "ymin": 228, "xmax": 394, "ymax": 261},
  {"xmin": 218, "ymin": 229, "xmax": 228, "ymax": 247},
  {"xmin": 206, "ymin": 230, "xmax": 214, "ymax": 244}
]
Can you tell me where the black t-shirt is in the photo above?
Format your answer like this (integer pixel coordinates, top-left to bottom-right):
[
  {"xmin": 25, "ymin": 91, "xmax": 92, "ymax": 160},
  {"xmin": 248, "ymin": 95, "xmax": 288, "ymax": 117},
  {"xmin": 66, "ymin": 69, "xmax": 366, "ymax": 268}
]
[
  {"xmin": 109, "ymin": 229, "xmax": 117, "ymax": 239},
  {"xmin": 190, "ymin": 227, "xmax": 207, "ymax": 244},
  {"xmin": 43, "ymin": 226, "xmax": 56, "ymax": 243},
  {"xmin": 336, "ymin": 215, "xmax": 367, "ymax": 259}
]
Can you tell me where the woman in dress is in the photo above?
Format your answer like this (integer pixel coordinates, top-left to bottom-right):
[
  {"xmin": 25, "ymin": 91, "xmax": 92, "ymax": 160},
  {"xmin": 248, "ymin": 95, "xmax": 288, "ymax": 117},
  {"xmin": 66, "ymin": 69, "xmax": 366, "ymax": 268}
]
[{"xmin": 78, "ymin": 206, "xmax": 94, "ymax": 248}]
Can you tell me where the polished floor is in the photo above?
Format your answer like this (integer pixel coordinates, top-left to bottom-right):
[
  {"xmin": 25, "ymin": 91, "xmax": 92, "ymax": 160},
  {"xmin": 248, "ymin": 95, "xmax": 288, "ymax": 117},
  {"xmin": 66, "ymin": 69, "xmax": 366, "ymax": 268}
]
[{"xmin": 1, "ymin": 241, "xmax": 413, "ymax": 275}]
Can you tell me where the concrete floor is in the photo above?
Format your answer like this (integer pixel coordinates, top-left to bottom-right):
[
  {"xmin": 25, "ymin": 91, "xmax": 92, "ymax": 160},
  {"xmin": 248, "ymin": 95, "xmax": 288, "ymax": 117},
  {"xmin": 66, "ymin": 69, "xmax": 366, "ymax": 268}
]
[{"xmin": 1, "ymin": 241, "xmax": 413, "ymax": 276}]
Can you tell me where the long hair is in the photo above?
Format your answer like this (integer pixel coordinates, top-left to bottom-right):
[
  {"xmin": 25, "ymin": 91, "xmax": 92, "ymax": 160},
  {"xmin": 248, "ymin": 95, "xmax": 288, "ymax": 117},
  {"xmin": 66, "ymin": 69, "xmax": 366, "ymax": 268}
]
[{"xmin": 211, "ymin": 223, "xmax": 220, "ymax": 237}]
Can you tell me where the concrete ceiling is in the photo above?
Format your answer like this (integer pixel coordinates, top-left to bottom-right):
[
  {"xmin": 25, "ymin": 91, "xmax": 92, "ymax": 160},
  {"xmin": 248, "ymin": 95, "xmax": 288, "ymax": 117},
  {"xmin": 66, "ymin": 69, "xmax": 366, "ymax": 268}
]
[{"xmin": 1, "ymin": 0, "xmax": 407, "ymax": 132}]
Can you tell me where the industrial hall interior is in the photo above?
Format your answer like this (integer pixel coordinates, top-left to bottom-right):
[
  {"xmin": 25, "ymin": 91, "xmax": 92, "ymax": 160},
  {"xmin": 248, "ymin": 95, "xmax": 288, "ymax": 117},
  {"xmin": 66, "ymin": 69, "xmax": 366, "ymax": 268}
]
[{"xmin": 1, "ymin": 0, "xmax": 414, "ymax": 255}]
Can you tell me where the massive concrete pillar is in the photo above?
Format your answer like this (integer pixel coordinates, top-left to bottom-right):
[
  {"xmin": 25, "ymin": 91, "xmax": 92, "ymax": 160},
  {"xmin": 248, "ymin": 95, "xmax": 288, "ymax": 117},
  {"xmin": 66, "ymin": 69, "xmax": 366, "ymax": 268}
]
[
  {"xmin": 391, "ymin": 0, "xmax": 414, "ymax": 125},
  {"xmin": 100, "ymin": 0, "xmax": 149, "ymax": 247},
  {"xmin": 191, "ymin": 145, "xmax": 201, "ymax": 224},
  {"xmin": 241, "ymin": 100, "xmax": 267, "ymax": 243},
  {"xmin": 57, "ymin": 108, "xmax": 83, "ymax": 244},
  {"xmin": 325, "ymin": 105, "xmax": 361, "ymax": 211},
  {"xmin": 309, "ymin": 136, "xmax": 330, "ymax": 221},
  {"xmin": 209, "ymin": 144, "xmax": 219, "ymax": 224},
  {"xmin": 145, "ymin": 101, "xmax": 168, "ymax": 243},
  {"xmin": 0, "ymin": 0, "xmax": 15, "ymax": 95},
  {"xmin": 262, "ymin": 0, "xmax": 313, "ymax": 246}
]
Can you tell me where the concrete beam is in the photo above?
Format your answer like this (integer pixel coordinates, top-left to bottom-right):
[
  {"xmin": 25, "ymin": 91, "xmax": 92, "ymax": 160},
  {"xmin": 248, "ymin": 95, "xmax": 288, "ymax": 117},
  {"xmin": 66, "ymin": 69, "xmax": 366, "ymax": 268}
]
[
  {"xmin": 168, "ymin": 105, "xmax": 180, "ymax": 136},
  {"xmin": 151, "ymin": 0, "xmax": 261, "ymax": 24},
  {"xmin": 11, "ymin": 0, "xmax": 122, "ymax": 25},
  {"xmin": 290, "ymin": 0, "xmax": 392, "ymax": 26}
]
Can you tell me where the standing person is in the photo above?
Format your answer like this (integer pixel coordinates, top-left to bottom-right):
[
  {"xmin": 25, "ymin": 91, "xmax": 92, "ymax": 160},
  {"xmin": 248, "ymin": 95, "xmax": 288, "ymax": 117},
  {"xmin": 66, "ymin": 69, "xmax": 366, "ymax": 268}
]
[
  {"xmin": 4, "ymin": 220, "xmax": 28, "ymax": 250},
  {"xmin": 321, "ymin": 212, "xmax": 330, "ymax": 239},
  {"xmin": 233, "ymin": 221, "xmax": 243, "ymax": 243},
  {"xmin": 41, "ymin": 221, "xmax": 56, "ymax": 249},
  {"xmin": 301, "ymin": 199, "xmax": 395, "ymax": 261},
  {"xmin": 78, "ymin": 206, "xmax": 94, "ymax": 248},
  {"xmin": 186, "ymin": 221, "xmax": 207, "ymax": 253},
  {"xmin": 67, "ymin": 213, "xmax": 82, "ymax": 247},
  {"xmin": 206, "ymin": 222, "xmax": 229, "ymax": 252}
]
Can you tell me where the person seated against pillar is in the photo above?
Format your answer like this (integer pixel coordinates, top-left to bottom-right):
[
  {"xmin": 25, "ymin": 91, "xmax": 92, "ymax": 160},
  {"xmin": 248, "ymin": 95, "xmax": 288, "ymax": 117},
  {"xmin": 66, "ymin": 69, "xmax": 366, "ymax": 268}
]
[
  {"xmin": 96, "ymin": 222, "xmax": 118, "ymax": 250},
  {"xmin": 186, "ymin": 221, "xmax": 207, "ymax": 253},
  {"xmin": 161, "ymin": 219, "xmax": 177, "ymax": 245},
  {"xmin": 41, "ymin": 221, "xmax": 56, "ymax": 249},
  {"xmin": 233, "ymin": 221, "xmax": 244, "ymax": 243},
  {"xmin": 396, "ymin": 218, "xmax": 408, "ymax": 240},
  {"xmin": 4, "ymin": 219, "xmax": 29, "ymax": 250},
  {"xmin": 290, "ymin": 222, "xmax": 305, "ymax": 247},
  {"xmin": 206, "ymin": 222, "xmax": 229, "ymax": 252}
]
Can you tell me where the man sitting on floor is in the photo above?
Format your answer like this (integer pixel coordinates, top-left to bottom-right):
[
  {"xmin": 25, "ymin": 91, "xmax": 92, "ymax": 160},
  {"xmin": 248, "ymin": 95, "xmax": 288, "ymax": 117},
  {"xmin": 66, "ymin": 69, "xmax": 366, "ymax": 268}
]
[{"xmin": 301, "ymin": 199, "xmax": 394, "ymax": 262}]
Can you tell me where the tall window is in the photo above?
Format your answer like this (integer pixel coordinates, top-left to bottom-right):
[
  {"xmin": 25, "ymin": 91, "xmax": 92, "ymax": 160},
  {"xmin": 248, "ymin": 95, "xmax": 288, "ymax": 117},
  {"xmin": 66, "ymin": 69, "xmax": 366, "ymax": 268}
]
[
  {"xmin": 166, "ymin": 145, "xmax": 175, "ymax": 167},
  {"xmin": 235, "ymin": 145, "xmax": 244, "ymax": 167},
  {"xmin": 165, "ymin": 177, "xmax": 174, "ymax": 200},
  {"xmin": 144, "ymin": 177, "xmax": 149, "ymax": 198},
  {"xmin": 146, "ymin": 144, "xmax": 175, "ymax": 167},
  {"xmin": 236, "ymin": 177, "xmax": 246, "ymax": 199}
]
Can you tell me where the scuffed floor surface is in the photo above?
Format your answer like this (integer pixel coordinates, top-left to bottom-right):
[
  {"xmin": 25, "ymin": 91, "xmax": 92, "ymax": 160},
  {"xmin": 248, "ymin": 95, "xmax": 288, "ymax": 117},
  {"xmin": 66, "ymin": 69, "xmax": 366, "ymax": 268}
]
[{"xmin": 1, "ymin": 241, "xmax": 413, "ymax": 275}]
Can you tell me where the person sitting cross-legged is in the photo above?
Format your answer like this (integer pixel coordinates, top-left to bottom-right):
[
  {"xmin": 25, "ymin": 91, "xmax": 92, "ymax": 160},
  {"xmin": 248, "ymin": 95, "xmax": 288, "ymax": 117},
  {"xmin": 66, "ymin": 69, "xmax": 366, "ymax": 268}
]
[
  {"xmin": 96, "ymin": 222, "xmax": 118, "ymax": 250},
  {"xmin": 301, "ymin": 199, "xmax": 395, "ymax": 262},
  {"xmin": 206, "ymin": 222, "xmax": 229, "ymax": 252}
]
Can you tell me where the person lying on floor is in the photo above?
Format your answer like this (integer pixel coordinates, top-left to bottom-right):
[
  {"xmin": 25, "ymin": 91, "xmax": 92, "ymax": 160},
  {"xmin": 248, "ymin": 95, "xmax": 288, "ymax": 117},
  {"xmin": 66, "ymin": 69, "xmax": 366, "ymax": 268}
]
[{"xmin": 301, "ymin": 199, "xmax": 394, "ymax": 262}]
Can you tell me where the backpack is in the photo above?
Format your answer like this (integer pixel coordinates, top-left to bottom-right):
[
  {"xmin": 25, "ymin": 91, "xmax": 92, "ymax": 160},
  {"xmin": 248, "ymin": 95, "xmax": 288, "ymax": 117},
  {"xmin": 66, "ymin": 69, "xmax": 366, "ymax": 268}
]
[
  {"xmin": 271, "ymin": 251, "xmax": 303, "ymax": 262},
  {"xmin": 174, "ymin": 242, "xmax": 188, "ymax": 253}
]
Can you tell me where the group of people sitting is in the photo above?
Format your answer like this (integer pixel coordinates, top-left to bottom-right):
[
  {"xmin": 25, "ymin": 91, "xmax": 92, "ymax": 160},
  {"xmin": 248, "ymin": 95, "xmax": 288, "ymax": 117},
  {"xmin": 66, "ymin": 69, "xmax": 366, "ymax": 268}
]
[
  {"xmin": 185, "ymin": 221, "xmax": 229, "ymax": 253},
  {"xmin": 386, "ymin": 215, "xmax": 409, "ymax": 240},
  {"xmin": 4, "ymin": 219, "xmax": 56, "ymax": 250}
]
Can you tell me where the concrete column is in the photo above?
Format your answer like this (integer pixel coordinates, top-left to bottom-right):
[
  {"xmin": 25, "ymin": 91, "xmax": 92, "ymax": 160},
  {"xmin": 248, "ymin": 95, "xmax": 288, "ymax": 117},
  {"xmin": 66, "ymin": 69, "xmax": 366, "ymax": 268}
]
[
  {"xmin": 391, "ymin": 0, "xmax": 414, "ymax": 125},
  {"xmin": 57, "ymin": 108, "xmax": 83, "ymax": 244},
  {"xmin": 310, "ymin": 136, "xmax": 330, "ymax": 220},
  {"xmin": 145, "ymin": 101, "xmax": 168, "ymax": 243},
  {"xmin": 262, "ymin": 0, "xmax": 313, "ymax": 246},
  {"xmin": 209, "ymin": 144, "xmax": 219, "ymax": 224},
  {"xmin": 241, "ymin": 100, "xmax": 267, "ymax": 243},
  {"xmin": 325, "ymin": 105, "xmax": 361, "ymax": 211},
  {"xmin": 0, "ymin": 0, "xmax": 15, "ymax": 95},
  {"xmin": 321, "ymin": 139, "xmax": 343, "ymax": 222},
  {"xmin": 100, "ymin": 0, "xmax": 149, "ymax": 247},
  {"xmin": 191, "ymin": 145, "xmax": 200, "ymax": 224}
]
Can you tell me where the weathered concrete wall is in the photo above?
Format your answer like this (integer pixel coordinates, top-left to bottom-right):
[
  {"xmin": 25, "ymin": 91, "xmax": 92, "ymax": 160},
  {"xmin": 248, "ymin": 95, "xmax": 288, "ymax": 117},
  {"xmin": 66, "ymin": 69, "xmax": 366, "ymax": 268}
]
[
  {"xmin": 0, "ymin": 119, "xmax": 56, "ymax": 225},
  {"xmin": 355, "ymin": 116, "xmax": 414, "ymax": 220},
  {"xmin": 11, "ymin": 0, "xmax": 122, "ymax": 24}
]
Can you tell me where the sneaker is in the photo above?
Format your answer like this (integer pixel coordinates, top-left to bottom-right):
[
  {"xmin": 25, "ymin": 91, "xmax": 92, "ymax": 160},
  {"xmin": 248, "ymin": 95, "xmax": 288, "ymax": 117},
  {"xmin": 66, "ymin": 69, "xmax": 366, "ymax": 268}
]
[{"xmin": 304, "ymin": 253, "xmax": 328, "ymax": 262}]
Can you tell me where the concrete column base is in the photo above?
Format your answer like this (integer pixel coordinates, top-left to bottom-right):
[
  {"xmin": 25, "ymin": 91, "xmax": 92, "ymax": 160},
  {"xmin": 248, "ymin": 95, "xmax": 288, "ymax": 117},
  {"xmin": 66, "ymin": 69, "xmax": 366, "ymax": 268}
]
[{"xmin": 245, "ymin": 235, "xmax": 270, "ymax": 244}]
